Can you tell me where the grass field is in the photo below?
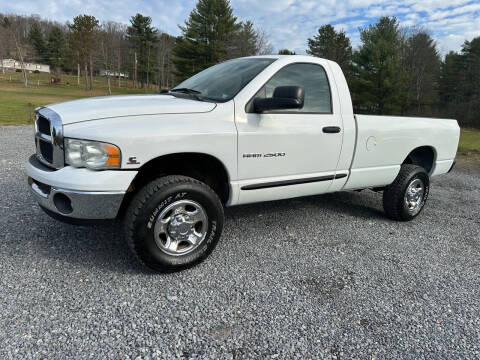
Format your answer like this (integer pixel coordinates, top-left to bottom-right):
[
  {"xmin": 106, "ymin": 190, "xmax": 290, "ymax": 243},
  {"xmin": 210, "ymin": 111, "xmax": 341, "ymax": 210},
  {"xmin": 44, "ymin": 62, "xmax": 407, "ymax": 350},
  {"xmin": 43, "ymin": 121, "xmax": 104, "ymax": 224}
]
[
  {"xmin": 456, "ymin": 128, "xmax": 480, "ymax": 168},
  {"xmin": 0, "ymin": 72, "xmax": 479, "ymax": 161},
  {"xmin": 0, "ymin": 72, "xmax": 152, "ymax": 125},
  {"xmin": 457, "ymin": 128, "xmax": 480, "ymax": 154}
]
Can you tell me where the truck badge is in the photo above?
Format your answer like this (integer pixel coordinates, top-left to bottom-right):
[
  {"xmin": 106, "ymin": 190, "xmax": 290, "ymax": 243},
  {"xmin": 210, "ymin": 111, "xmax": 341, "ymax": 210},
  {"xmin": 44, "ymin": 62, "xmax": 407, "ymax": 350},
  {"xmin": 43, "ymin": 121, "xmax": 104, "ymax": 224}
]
[{"xmin": 127, "ymin": 156, "xmax": 140, "ymax": 165}]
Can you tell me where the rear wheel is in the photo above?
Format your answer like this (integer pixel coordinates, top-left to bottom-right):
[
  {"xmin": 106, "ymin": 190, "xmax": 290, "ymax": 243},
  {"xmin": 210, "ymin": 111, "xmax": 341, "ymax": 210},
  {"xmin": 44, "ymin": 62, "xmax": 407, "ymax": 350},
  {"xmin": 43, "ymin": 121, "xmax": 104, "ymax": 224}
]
[
  {"xmin": 383, "ymin": 164, "xmax": 430, "ymax": 221},
  {"xmin": 125, "ymin": 175, "xmax": 224, "ymax": 272}
]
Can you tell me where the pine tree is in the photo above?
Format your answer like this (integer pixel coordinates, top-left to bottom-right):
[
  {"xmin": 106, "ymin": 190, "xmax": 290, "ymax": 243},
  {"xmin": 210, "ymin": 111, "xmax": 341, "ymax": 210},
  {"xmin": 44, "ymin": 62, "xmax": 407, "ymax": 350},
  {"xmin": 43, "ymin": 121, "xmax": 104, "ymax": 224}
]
[
  {"xmin": 173, "ymin": 0, "xmax": 239, "ymax": 80},
  {"xmin": 127, "ymin": 14, "xmax": 158, "ymax": 88},
  {"xmin": 307, "ymin": 25, "xmax": 352, "ymax": 78},
  {"xmin": 227, "ymin": 21, "xmax": 258, "ymax": 58},
  {"xmin": 68, "ymin": 15, "xmax": 100, "ymax": 90},
  {"xmin": 439, "ymin": 37, "xmax": 480, "ymax": 127},
  {"xmin": 278, "ymin": 49, "xmax": 295, "ymax": 55},
  {"xmin": 352, "ymin": 17, "xmax": 408, "ymax": 114},
  {"xmin": 29, "ymin": 22, "xmax": 47, "ymax": 63},
  {"xmin": 46, "ymin": 26, "xmax": 66, "ymax": 73},
  {"xmin": 462, "ymin": 37, "xmax": 480, "ymax": 126},
  {"xmin": 403, "ymin": 31, "xmax": 441, "ymax": 115}
]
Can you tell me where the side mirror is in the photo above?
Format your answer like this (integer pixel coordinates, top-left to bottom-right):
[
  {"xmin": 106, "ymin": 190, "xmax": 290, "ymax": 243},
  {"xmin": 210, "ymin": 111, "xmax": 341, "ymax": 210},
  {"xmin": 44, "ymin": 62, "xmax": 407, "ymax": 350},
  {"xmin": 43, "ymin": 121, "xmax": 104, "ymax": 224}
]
[{"xmin": 253, "ymin": 86, "xmax": 304, "ymax": 113}]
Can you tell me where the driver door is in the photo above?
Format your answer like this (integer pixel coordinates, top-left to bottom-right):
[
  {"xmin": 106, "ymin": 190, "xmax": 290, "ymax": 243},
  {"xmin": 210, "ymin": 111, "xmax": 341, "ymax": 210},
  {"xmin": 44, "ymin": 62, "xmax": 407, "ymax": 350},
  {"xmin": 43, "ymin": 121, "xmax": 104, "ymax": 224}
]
[{"xmin": 234, "ymin": 61, "xmax": 344, "ymax": 204}]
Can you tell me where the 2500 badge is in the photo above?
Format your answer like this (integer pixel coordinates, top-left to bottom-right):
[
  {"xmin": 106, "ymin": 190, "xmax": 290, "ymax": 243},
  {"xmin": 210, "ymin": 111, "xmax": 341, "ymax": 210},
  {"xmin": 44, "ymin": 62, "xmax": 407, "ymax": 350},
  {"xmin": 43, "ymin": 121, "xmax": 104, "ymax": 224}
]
[{"xmin": 243, "ymin": 152, "xmax": 286, "ymax": 158}]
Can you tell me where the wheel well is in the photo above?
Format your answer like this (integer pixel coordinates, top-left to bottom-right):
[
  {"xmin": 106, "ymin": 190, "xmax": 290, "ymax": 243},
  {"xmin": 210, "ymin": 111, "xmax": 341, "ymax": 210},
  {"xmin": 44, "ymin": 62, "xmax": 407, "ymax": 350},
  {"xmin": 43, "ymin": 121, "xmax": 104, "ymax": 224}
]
[
  {"xmin": 118, "ymin": 153, "xmax": 230, "ymax": 217},
  {"xmin": 402, "ymin": 146, "xmax": 436, "ymax": 174}
]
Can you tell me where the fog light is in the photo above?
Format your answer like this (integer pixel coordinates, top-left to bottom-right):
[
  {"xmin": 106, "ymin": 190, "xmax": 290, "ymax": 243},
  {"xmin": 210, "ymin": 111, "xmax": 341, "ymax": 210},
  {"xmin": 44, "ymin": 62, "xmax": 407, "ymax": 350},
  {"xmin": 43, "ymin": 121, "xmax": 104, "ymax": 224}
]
[{"xmin": 53, "ymin": 193, "xmax": 73, "ymax": 214}]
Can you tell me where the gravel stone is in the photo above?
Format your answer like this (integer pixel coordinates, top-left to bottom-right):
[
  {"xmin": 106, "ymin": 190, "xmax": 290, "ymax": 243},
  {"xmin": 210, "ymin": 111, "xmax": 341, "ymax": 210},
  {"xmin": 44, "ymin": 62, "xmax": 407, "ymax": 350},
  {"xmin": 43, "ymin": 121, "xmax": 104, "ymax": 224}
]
[{"xmin": 1, "ymin": 125, "xmax": 479, "ymax": 359}]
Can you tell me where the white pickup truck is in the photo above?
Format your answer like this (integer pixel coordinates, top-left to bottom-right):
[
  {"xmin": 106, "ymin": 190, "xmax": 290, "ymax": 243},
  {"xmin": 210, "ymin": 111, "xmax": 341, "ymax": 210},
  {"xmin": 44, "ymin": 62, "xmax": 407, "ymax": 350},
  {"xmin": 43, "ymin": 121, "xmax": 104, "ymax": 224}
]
[{"xmin": 26, "ymin": 55, "xmax": 460, "ymax": 272}]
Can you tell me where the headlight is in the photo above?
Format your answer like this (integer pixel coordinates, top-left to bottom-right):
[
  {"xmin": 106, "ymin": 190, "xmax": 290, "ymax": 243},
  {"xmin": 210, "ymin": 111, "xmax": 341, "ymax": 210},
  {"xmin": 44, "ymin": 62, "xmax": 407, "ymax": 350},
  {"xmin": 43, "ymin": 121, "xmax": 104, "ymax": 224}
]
[{"xmin": 65, "ymin": 138, "xmax": 121, "ymax": 169}]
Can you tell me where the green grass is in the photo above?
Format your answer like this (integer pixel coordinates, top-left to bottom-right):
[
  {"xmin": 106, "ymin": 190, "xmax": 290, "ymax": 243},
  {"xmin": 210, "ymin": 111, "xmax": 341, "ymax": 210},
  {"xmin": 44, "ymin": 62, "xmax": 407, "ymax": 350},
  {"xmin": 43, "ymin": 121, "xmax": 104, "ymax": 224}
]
[
  {"xmin": 458, "ymin": 128, "xmax": 480, "ymax": 155},
  {"xmin": 1, "ymin": 73, "xmax": 480, "ymax": 159},
  {"xmin": 0, "ymin": 72, "xmax": 153, "ymax": 125}
]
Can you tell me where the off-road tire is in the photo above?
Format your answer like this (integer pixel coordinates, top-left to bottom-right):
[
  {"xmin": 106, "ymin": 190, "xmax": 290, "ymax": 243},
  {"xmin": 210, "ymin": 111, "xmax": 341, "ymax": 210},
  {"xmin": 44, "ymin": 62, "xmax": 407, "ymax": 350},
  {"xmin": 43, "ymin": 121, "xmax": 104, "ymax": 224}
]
[
  {"xmin": 383, "ymin": 164, "xmax": 430, "ymax": 221},
  {"xmin": 125, "ymin": 175, "xmax": 224, "ymax": 272}
]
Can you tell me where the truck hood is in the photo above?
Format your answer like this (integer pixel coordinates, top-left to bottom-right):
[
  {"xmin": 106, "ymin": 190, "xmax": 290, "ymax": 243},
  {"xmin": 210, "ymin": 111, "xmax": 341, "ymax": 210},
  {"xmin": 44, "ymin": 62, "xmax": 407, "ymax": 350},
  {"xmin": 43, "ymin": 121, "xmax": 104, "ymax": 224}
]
[{"xmin": 46, "ymin": 94, "xmax": 216, "ymax": 125}]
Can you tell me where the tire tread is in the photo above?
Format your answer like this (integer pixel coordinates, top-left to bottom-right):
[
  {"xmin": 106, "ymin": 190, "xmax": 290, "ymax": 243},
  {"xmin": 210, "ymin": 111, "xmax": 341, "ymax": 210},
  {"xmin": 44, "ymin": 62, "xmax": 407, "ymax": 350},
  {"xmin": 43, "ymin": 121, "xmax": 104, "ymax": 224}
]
[
  {"xmin": 124, "ymin": 175, "xmax": 223, "ymax": 271},
  {"xmin": 383, "ymin": 164, "xmax": 428, "ymax": 221}
]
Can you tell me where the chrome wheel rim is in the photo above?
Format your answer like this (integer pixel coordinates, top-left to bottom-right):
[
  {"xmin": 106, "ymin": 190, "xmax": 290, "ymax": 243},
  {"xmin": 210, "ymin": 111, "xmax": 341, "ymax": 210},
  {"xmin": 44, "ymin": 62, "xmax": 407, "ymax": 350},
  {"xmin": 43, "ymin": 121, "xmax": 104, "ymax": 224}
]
[
  {"xmin": 153, "ymin": 199, "xmax": 208, "ymax": 256},
  {"xmin": 404, "ymin": 178, "xmax": 425, "ymax": 215}
]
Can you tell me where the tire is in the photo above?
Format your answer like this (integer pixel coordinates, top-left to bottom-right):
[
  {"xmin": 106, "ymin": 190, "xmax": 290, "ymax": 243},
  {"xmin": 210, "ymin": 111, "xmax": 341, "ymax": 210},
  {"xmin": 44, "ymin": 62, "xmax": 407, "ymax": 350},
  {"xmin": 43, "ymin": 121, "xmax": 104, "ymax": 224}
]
[
  {"xmin": 383, "ymin": 164, "xmax": 430, "ymax": 221},
  {"xmin": 124, "ymin": 175, "xmax": 224, "ymax": 272}
]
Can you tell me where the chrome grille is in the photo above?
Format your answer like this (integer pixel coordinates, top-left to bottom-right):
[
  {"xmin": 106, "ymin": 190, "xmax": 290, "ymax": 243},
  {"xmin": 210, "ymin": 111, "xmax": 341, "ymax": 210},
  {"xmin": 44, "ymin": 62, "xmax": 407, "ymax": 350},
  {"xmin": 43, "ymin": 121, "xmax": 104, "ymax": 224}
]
[
  {"xmin": 38, "ymin": 139, "xmax": 53, "ymax": 162},
  {"xmin": 37, "ymin": 115, "xmax": 50, "ymax": 135},
  {"xmin": 34, "ymin": 108, "xmax": 64, "ymax": 169}
]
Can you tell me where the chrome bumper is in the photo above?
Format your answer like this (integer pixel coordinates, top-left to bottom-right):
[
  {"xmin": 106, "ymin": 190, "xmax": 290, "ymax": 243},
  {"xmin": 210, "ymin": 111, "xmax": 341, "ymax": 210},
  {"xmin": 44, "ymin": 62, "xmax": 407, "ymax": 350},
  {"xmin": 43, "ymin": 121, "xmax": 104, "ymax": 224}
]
[
  {"xmin": 28, "ymin": 177, "xmax": 125, "ymax": 219},
  {"xmin": 26, "ymin": 155, "xmax": 128, "ymax": 220}
]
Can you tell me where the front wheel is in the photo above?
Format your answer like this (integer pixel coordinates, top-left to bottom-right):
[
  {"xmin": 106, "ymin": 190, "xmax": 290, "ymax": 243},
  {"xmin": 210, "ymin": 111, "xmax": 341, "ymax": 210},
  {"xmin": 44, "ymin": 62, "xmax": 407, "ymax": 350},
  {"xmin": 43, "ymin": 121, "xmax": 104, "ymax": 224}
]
[
  {"xmin": 383, "ymin": 164, "xmax": 430, "ymax": 221},
  {"xmin": 124, "ymin": 175, "xmax": 224, "ymax": 272}
]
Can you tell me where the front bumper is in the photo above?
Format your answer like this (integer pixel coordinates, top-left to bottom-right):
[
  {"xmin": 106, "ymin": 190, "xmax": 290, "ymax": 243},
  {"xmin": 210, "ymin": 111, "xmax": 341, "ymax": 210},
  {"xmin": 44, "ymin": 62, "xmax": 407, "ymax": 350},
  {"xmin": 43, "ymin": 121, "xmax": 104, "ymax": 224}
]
[{"xmin": 26, "ymin": 155, "xmax": 137, "ymax": 219}]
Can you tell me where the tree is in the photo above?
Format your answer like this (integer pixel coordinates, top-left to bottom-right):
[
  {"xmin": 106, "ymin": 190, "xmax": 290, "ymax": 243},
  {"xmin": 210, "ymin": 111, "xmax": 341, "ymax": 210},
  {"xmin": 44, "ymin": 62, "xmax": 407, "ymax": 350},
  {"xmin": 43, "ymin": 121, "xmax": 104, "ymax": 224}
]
[
  {"xmin": 461, "ymin": 37, "xmax": 480, "ymax": 126},
  {"xmin": 351, "ymin": 17, "xmax": 408, "ymax": 114},
  {"xmin": 127, "ymin": 14, "xmax": 158, "ymax": 88},
  {"xmin": 157, "ymin": 32, "xmax": 176, "ymax": 89},
  {"xmin": 28, "ymin": 22, "xmax": 47, "ymax": 63},
  {"xmin": 255, "ymin": 27, "xmax": 273, "ymax": 55},
  {"xmin": 100, "ymin": 21, "xmax": 128, "ymax": 89},
  {"xmin": 307, "ymin": 25, "xmax": 352, "ymax": 78},
  {"xmin": 68, "ymin": 15, "xmax": 99, "ymax": 90},
  {"xmin": 439, "ymin": 37, "xmax": 480, "ymax": 127},
  {"xmin": 278, "ymin": 49, "xmax": 295, "ymax": 55},
  {"xmin": 439, "ymin": 51, "xmax": 464, "ymax": 118},
  {"xmin": 227, "ymin": 20, "xmax": 258, "ymax": 57},
  {"xmin": 173, "ymin": 0, "xmax": 239, "ymax": 80},
  {"xmin": 403, "ymin": 30, "xmax": 441, "ymax": 115},
  {"xmin": 2, "ymin": 16, "xmax": 28, "ymax": 87},
  {"xmin": 45, "ymin": 26, "xmax": 66, "ymax": 73}
]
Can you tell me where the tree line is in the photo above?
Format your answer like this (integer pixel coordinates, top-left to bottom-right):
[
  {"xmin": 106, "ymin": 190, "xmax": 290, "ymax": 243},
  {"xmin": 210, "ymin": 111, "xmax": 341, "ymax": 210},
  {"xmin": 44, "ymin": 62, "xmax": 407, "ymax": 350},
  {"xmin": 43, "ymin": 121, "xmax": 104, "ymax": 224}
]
[
  {"xmin": 306, "ymin": 18, "xmax": 480, "ymax": 128},
  {"xmin": 0, "ymin": 0, "xmax": 272, "ymax": 92},
  {"xmin": 0, "ymin": 0, "xmax": 478, "ymax": 127}
]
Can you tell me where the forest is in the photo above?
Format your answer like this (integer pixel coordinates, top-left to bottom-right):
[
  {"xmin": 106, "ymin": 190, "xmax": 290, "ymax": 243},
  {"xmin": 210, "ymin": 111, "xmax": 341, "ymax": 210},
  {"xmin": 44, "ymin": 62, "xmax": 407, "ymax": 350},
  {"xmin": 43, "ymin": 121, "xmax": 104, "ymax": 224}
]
[{"xmin": 0, "ymin": 0, "xmax": 479, "ymax": 128}]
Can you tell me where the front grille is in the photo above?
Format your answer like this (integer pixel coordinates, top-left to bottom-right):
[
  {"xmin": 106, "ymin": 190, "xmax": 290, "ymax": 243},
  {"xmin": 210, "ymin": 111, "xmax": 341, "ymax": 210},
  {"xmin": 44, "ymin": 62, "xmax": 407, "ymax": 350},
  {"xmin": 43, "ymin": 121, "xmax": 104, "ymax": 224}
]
[
  {"xmin": 37, "ymin": 115, "xmax": 50, "ymax": 135},
  {"xmin": 39, "ymin": 139, "xmax": 53, "ymax": 163},
  {"xmin": 34, "ymin": 108, "xmax": 64, "ymax": 169}
]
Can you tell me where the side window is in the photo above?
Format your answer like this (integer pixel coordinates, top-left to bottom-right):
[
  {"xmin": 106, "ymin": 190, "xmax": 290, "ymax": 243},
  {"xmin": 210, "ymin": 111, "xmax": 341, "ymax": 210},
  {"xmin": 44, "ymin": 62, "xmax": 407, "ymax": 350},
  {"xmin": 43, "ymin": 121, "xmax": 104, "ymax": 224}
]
[{"xmin": 256, "ymin": 63, "xmax": 332, "ymax": 113}]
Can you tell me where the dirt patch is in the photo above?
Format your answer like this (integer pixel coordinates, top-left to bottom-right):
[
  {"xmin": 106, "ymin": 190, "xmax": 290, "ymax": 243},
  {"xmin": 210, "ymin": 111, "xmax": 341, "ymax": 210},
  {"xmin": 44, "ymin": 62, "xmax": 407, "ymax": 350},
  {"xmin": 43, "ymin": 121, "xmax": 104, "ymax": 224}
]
[{"xmin": 455, "ymin": 153, "xmax": 480, "ymax": 171}]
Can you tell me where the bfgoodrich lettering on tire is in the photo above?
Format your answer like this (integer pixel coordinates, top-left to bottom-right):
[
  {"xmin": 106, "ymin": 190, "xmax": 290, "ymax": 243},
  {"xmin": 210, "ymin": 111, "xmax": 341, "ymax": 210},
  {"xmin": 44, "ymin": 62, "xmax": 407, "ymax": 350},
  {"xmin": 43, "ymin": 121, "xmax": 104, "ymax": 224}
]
[
  {"xmin": 124, "ymin": 175, "xmax": 224, "ymax": 272},
  {"xmin": 383, "ymin": 164, "xmax": 430, "ymax": 221}
]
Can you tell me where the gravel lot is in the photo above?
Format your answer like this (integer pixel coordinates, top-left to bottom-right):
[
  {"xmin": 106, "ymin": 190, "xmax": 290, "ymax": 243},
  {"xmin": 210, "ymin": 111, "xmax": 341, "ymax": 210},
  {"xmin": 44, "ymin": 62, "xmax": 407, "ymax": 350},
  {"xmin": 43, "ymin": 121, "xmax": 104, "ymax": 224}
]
[{"xmin": 1, "ymin": 125, "xmax": 479, "ymax": 359}]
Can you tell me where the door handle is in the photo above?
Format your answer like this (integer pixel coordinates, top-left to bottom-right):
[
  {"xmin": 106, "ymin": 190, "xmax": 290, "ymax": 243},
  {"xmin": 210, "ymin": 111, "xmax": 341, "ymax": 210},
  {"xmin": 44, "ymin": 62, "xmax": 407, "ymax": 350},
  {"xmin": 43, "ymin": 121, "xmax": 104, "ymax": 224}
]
[{"xmin": 322, "ymin": 126, "xmax": 341, "ymax": 133}]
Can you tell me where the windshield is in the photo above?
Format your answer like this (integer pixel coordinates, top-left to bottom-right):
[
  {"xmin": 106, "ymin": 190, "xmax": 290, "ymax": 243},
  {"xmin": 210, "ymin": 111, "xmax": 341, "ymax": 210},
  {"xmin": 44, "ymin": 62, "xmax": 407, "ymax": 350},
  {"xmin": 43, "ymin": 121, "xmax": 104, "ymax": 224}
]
[{"xmin": 171, "ymin": 58, "xmax": 276, "ymax": 102}]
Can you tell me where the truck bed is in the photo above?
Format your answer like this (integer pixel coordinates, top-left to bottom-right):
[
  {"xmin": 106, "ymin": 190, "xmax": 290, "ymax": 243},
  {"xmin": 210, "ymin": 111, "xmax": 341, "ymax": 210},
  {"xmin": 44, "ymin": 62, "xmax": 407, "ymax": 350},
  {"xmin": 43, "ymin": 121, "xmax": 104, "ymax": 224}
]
[{"xmin": 343, "ymin": 115, "xmax": 460, "ymax": 190}]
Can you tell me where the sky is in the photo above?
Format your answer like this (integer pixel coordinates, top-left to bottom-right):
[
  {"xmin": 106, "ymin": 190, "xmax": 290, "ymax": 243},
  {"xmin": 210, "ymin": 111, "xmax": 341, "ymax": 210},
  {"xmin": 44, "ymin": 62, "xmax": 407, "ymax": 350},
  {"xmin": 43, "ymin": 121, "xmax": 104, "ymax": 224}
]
[{"xmin": 1, "ymin": 0, "xmax": 479, "ymax": 56}]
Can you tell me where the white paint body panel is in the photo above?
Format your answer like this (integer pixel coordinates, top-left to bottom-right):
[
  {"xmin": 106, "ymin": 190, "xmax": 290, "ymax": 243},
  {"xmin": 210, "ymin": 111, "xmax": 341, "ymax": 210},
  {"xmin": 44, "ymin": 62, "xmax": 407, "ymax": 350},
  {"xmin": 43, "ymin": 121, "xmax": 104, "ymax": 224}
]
[
  {"xmin": 64, "ymin": 101, "xmax": 238, "ymax": 179},
  {"xmin": 30, "ymin": 55, "xmax": 460, "ymax": 207},
  {"xmin": 48, "ymin": 94, "xmax": 216, "ymax": 125},
  {"xmin": 343, "ymin": 115, "xmax": 460, "ymax": 190}
]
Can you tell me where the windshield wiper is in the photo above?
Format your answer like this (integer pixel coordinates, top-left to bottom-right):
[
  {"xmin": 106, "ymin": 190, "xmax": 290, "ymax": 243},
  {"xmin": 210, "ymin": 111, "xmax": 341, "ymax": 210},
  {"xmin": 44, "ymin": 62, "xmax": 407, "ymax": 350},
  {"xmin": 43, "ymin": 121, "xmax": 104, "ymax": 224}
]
[
  {"xmin": 169, "ymin": 87, "xmax": 203, "ymax": 101},
  {"xmin": 170, "ymin": 88, "xmax": 201, "ymax": 94}
]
